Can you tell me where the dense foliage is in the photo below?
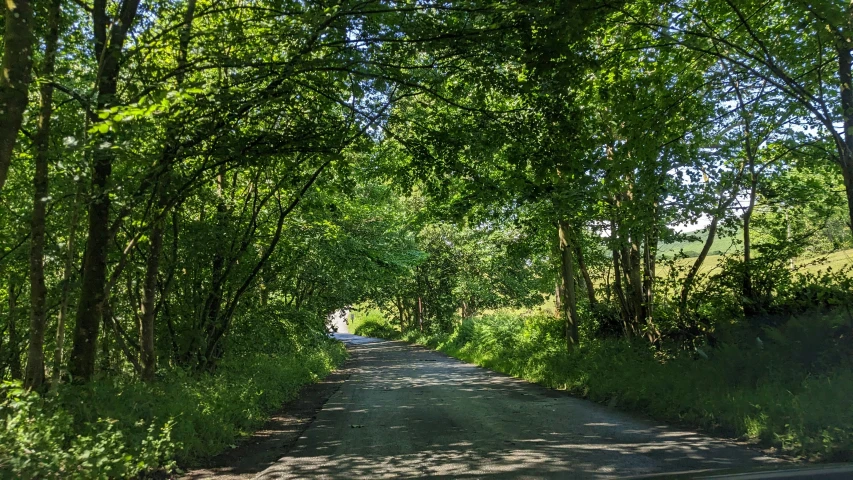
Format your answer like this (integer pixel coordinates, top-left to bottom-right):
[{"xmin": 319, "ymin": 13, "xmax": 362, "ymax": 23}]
[
  {"xmin": 1, "ymin": 0, "xmax": 852, "ymax": 474},
  {"xmin": 1, "ymin": 338, "xmax": 344, "ymax": 478}
]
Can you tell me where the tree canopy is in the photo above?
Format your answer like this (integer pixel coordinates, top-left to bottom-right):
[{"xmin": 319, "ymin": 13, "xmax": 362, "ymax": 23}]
[{"xmin": 1, "ymin": 0, "xmax": 852, "ymax": 473}]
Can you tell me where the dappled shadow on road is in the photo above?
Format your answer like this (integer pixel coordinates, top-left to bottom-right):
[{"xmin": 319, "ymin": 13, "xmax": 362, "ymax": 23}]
[
  {"xmin": 257, "ymin": 444, "xmax": 745, "ymax": 479},
  {"xmin": 255, "ymin": 338, "xmax": 781, "ymax": 479}
]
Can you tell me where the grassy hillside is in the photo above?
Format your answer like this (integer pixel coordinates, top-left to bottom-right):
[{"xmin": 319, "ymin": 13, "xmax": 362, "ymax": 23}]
[
  {"xmin": 659, "ymin": 226, "xmax": 741, "ymax": 257},
  {"xmin": 663, "ymin": 248, "xmax": 853, "ymax": 278}
]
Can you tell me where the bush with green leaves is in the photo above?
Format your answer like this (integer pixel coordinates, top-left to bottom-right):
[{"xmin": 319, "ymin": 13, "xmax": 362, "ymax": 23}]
[
  {"xmin": 353, "ymin": 321, "xmax": 400, "ymax": 339},
  {"xmin": 0, "ymin": 338, "xmax": 346, "ymax": 478},
  {"xmin": 0, "ymin": 382, "xmax": 176, "ymax": 479},
  {"xmin": 706, "ymin": 253, "xmax": 853, "ymax": 321}
]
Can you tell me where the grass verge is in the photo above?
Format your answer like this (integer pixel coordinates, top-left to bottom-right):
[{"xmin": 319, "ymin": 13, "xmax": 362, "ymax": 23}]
[{"xmin": 0, "ymin": 337, "xmax": 347, "ymax": 479}]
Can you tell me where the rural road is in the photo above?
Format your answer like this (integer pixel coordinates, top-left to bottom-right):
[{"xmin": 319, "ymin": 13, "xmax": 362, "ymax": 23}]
[{"xmin": 253, "ymin": 332, "xmax": 785, "ymax": 479}]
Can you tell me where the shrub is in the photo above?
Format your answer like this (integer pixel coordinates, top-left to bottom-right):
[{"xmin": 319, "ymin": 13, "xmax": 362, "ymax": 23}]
[
  {"xmin": 0, "ymin": 338, "xmax": 346, "ymax": 478},
  {"xmin": 354, "ymin": 319, "xmax": 402, "ymax": 339},
  {"xmin": 0, "ymin": 382, "xmax": 175, "ymax": 479}
]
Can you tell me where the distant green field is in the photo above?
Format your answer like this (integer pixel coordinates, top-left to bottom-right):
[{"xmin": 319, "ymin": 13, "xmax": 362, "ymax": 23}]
[
  {"xmin": 662, "ymin": 248, "xmax": 853, "ymax": 279},
  {"xmin": 658, "ymin": 226, "xmax": 740, "ymax": 257},
  {"xmin": 657, "ymin": 224, "xmax": 853, "ymax": 277}
]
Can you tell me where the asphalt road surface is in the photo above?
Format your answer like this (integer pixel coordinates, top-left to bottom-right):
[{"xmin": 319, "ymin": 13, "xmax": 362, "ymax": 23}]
[{"xmin": 254, "ymin": 334, "xmax": 787, "ymax": 479}]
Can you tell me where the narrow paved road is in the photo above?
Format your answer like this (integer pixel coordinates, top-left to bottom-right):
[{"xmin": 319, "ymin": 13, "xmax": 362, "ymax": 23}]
[{"xmin": 256, "ymin": 335, "xmax": 780, "ymax": 479}]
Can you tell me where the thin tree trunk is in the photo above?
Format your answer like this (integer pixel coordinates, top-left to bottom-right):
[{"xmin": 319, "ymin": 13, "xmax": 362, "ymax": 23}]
[
  {"xmin": 679, "ymin": 153, "xmax": 746, "ymax": 314},
  {"xmin": 838, "ymin": 39, "xmax": 853, "ymax": 233},
  {"xmin": 69, "ymin": 0, "xmax": 142, "ymax": 382},
  {"xmin": 558, "ymin": 219, "xmax": 579, "ymax": 349},
  {"xmin": 197, "ymin": 167, "xmax": 228, "ymax": 364},
  {"xmin": 574, "ymin": 242, "xmax": 596, "ymax": 305},
  {"xmin": 627, "ymin": 238, "xmax": 644, "ymax": 327},
  {"xmin": 70, "ymin": 183, "xmax": 111, "ymax": 381},
  {"xmin": 554, "ymin": 281, "xmax": 562, "ymax": 318},
  {"xmin": 138, "ymin": 0, "xmax": 197, "ymax": 382},
  {"xmin": 613, "ymin": 210, "xmax": 642, "ymax": 337},
  {"xmin": 396, "ymin": 297, "xmax": 405, "ymax": 332},
  {"xmin": 201, "ymin": 159, "xmax": 332, "ymax": 367},
  {"xmin": 52, "ymin": 185, "xmax": 82, "ymax": 388},
  {"xmin": 159, "ymin": 211, "xmax": 181, "ymax": 363},
  {"xmin": 618, "ymin": 176, "xmax": 646, "ymax": 333},
  {"xmin": 7, "ymin": 280, "xmax": 22, "ymax": 380},
  {"xmin": 642, "ymin": 230, "xmax": 659, "ymax": 343},
  {"xmin": 642, "ymin": 239, "xmax": 653, "ymax": 326},
  {"xmin": 0, "ymin": 0, "xmax": 35, "ymax": 191},
  {"xmin": 619, "ymin": 235, "xmax": 643, "ymax": 334},
  {"xmin": 610, "ymin": 220, "xmax": 631, "ymax": 338},
  {"xmin": 417, "ymin": 296, "xmax": 423, "ymax": 332},
  {"xmin": 24, "ymin": 0, "xmax": 61, "ymax": 390},
  {"xmin": 734, "ymin": 78, "xmax": 759, "ymax": 316},
  {"xmin": 140, "ymin": 207, "xmax": 164, "ymax": 380},
  {"xmin": 680, "ymin": 217, "xmax": 720, "ymax": 312},
  {"xmin": 552, "ymin": 236, "xmax": 562, "ymax": 317},
  {"xmin": 837, "ymin": 40, "xmax": 853, "ymax": 237},
  {"xmin": 743, "ymin": 169, "xmax": 757, "ymax": 315}
]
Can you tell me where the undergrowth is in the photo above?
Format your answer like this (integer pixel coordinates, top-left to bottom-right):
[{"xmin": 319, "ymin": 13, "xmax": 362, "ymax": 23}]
[
  {"xmin": 0, "ymin": 338, "xmax": 346, "ymax": 479},
  {"xmin": 351, "ymin": 309, "xmax": 402, "ymax": 339}
]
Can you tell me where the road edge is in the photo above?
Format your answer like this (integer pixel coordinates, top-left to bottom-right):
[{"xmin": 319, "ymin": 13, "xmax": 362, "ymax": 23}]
[{"xmin": 179, "ymin": 344, "xmax": 356, "ymax": 479}]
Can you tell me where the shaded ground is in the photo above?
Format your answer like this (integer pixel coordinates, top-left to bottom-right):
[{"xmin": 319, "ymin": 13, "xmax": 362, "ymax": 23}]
[
  {"xmin": 181, "ymin": 360, "xmax": 354, "ymax": 479},
  {"xmin": 252, "ymin": 335, "xmax": 783, "ymax": 479},
  {"xmin": 182, "ymin": 312, "xmax": 351, "ymax": 479}
]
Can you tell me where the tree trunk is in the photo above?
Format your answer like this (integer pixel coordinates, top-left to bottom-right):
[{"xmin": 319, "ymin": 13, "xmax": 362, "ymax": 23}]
[
  {"xmin": 139, "ymin": 207, "xmax": 164, "ymax": 381},
  {"xmin": 574, "ymin": 242, "xmax": 596, "ymax": 305},
  {"xmin": 139, "ymin": 0, "xmax": 197, "ymax": 381},
  {"xmin": 617, "ymin": 235, "xmax": 644, "ymax": 336},
  {"xmin": 161, "ymin": 211, "xmax": 181, "ymax": 363},
  {"xmin": 69, "ymin": 169, "xmax": 112, "ymax": 380},
  {"xmin": 200, "ymin": 159, "xmax": 332, "ymax": 369},
  {"xmin": 69, "ymin": 0, "xmax": 142, "ymax": 382},
  {"xmin": 680, "ymin": 216, "xmax": 720, "ymax": 312},
  {"xmin": 838, "ymin": 41, "xmax": 853, "ymax": 237},
  {"xmin": 417, "ymin": 296, "xmax": 423, "ymax": 332},
  {"xmin": 610, "ymin": 220, "xmax": 631, "ymax": 338},
  {"xmin": 743, "ymin": 169, "xmax": 757, "ymax": 316},
  {"xmin": 642, "ymin": 230, "xmax": 659, "ymax": 343},
  {"xmin": 558, "ymin": 219, "xmax": 579, "ymax": 349},
  {"xmin": 197, "ymin": 168, "xmax": 228, "ymax": 365},
  {"xmin": 7, "ymin": 280, "xmax": 22, "ymax": 380},
  {"xmin": 0, "ymin": 0, "xmax": 35, "ymax": 192},
  {"xmin": 24, "ymin": 0, "xmax": 61, "ymax": 390},
  {"xmin": 52, "ymin": 185, "xmax": 82, "ymax": 388},
  {"xmin": 396, "ymin": 297, "xmax": 406, "ymax": 332},
  {"xmin": 626, "ymin": 238, "xmax": 645, "ymax": 328}
]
